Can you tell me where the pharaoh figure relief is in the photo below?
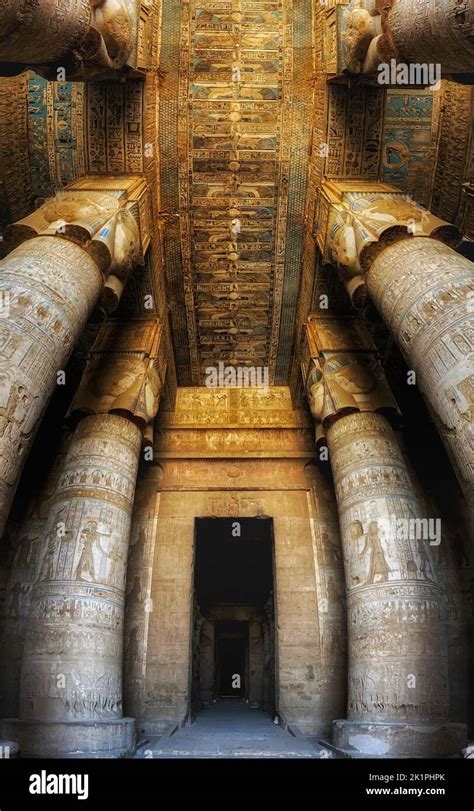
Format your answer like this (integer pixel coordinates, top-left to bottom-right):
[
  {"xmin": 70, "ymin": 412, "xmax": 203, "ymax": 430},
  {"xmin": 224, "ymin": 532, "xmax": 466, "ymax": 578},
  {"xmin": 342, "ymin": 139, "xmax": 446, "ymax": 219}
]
[{"xmin": 0, "ymin": 0, "xmax": 472, "ymax": 769}]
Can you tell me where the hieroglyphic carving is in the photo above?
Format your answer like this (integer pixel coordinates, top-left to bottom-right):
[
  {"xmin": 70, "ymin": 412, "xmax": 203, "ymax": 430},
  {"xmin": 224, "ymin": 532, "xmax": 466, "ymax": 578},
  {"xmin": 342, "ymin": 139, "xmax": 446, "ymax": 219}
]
[
  {"xmin": 341, "ymin": 0, "xmax": 474, "ymax": 77},
  {"xmin": 327, "ymin": 411, "xmax": 450, "ymax": 735},
  {"xmin": 381, "ymin": 90, "xmax": 439, "ymax": 207},
  {"xmin": 17, "ymin": 321, "xmax": 162, "ymax": 744},
  {"xmin": 0, "ymin": 238, "xmax": 103, "ymax": 538},
  {"xmin": 27, "ymin": 74, "xmax": 86, "ymax": 204},
  {"xmin": 136, "ymin": 0, "xmax": 160, "ymax": 71},
  {"xmin": 368, "ymin": 237, "xmax": 474, "ymax": 507},
  {"xmin": 326, "ymin": 83, "xmax": 384, "ymax": 179},
  {"xmin": 20, "ymin": 414, "xmax": 142, "ymax": 723},
  {"xmin": 0, "ymin": 176, "xmax": 148, "ymax": 537},
  {"xmin": 0, "ymin": 74, "xmax": 34, "ymax": 227},
  {"xmin": 398, "ymin": 434, "xmax": 472, "ymax": 729},
  {"xmin": 0, "ymin": 0, "xmax": 141, "ymax": 81},
  {"xmin": 157, "ymin": 386, "xmax": 310, "ymax": 430},
  {"xmin": 0, "ymin": 434, "xmax": 71, "ymax": 716},
  {"xmin": 85, "ymin": 80, "xmax": 144, "ymax": 175},
  {"xmin": 431, "ymin": 82, "xmax": 473, "ymax": 228},
  {"xmin": 302, "ymin": 316, "xmax": 459, "ymax": 750},
  {"xmin": 160, "ymin": 0, "xmax": 312, "ymax": 384}
]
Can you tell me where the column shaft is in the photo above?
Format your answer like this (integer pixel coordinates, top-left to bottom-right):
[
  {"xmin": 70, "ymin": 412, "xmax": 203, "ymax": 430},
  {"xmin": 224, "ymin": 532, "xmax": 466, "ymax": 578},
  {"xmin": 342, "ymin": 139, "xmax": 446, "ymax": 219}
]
[
  {"xmin": 367, "ymin": 237, "xmax": 473, "ymax": 508},
  {"xmin": 0, "ymin": 0, "xmax": 90, "ymax": 64},
  {"xmin": 386, "ymin": 0, "xmax": 474, "ymax": 74},
  {"xmin": 0, "ymin": 237, "xmax": 103, "ymax": 538},
  {"xmin": 327, "ymin": 411, "xmax": 465, "ymax": 755},
  {"xmin": 4, "ymin": 413, "xmax": 141, "ymax": 757}
]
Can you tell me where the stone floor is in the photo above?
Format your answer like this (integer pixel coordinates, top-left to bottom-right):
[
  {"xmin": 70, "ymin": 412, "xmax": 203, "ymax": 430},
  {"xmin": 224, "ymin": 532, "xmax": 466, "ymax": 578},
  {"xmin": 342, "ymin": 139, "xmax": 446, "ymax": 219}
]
[{"xmin": 135, "ymin": 700, "xmax": 326, "ymax": 758}]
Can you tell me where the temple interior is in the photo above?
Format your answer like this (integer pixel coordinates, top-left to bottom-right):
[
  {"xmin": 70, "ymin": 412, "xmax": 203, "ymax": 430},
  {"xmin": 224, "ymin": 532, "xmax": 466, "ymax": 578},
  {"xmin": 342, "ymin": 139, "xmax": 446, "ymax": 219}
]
[{"xmin": 0, "ymin": 0, "xmax": 472, "ymax": 760}]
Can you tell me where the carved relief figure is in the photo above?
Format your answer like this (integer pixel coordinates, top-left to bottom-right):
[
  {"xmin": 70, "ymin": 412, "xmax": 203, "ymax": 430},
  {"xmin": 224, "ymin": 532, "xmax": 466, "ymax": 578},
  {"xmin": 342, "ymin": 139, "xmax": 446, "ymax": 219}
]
[
  {"xmin": 74, "ymin": 521, "xmax": 100, "ymax": 582},
  {"xmin": 358, "ymin": 520, "xmax": 391, "ymax": 584}
]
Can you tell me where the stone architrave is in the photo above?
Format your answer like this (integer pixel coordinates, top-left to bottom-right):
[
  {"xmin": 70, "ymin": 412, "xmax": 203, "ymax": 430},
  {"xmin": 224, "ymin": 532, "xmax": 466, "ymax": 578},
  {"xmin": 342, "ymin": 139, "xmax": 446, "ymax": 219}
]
[
  {"xmin": 321, "ymin": 182, "xmax": 474, "ymax": 511},
  {"xmin": 342, "ymin": 0, "xmax": 474, "ymax": 77},
  {"xmin": 0, "ymin": 178, "xmax": 147, "ymax": 538},
  {"xmin": 2, "ymin": 319, "xmax": 162, "ymax": 757},
  {"xmin": 303, "ymin": 316, "xmax": 467, "ymax": 756},
  {"xmin": 0, "ymin": 0, "xmax": 141, "ymax": 81}
]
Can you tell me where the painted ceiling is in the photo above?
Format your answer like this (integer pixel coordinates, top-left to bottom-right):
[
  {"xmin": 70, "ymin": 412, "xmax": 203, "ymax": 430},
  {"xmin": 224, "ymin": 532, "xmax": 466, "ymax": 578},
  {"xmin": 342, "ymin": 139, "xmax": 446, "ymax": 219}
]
[{"xmin": 159, "ymin": 0, "xmax": 313, "ymax": 385}]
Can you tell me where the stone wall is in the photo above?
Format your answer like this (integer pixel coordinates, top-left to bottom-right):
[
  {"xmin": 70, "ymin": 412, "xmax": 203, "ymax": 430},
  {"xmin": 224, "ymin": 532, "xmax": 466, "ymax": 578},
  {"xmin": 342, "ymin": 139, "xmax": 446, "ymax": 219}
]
[{"xmin": 122, "ymin": 387, "xmax": 347, "ymax": 737}]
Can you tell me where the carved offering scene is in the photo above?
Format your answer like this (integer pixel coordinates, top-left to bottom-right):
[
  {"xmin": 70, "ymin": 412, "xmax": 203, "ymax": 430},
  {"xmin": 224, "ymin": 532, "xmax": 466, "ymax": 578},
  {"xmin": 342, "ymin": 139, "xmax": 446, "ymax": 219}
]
[{"xmin": 0, "ymin": 0, "xmax": 473, "ymax": 796}]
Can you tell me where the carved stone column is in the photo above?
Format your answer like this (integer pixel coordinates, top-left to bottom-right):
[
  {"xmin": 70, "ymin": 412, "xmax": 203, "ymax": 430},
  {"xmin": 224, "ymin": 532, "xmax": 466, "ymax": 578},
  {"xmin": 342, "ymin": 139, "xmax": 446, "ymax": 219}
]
[
  {"xmin": 2, "ymin": 319, "xmax": 162, "ymax": 757},
  {"xmin": 0, "ymin": 0, "xmax": 142, "ymax": 81},
  {"xmin": 367, "ymin": 237, "xmax": 474, "ymax": 513},
  {"xmin": 321, "ymin": 181, "xmax": 474, "ymax": 511},
  {"xmin": 0, "ymin": 177, "xmax": 146, "ymax": 538},
  {"xmin": 343, "ymin": 0, "xmax": 474, "ymax": 77},
  {"xmin": 0, "ymin": 238, "xmax": 102, "ymax": 540},
  {"xmin": 302, "ymin": 316, "xmax": 466, "ymax": 756}
]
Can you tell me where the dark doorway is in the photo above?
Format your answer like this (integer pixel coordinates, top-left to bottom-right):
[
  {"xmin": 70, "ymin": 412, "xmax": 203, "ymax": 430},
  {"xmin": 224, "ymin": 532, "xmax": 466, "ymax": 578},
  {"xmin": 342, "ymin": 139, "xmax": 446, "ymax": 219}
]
[
  {"xmin": 191, "ymin": 518, "xmax": 275, "ymax": 719},
  {"xmin": 217, "ymin": 630, "xmax": 246, "ymax": 697}
]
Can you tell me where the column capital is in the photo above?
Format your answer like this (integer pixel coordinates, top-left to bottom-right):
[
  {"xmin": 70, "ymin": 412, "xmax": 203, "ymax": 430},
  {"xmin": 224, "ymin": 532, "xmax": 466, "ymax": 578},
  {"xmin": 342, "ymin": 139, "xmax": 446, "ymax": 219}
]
[
  {"xmin": 318, "ymin": 180, "xmax": 460, "ymax": 306},
  {"xmin": 302, "ymin": 315, "xmax": 398, "ymax": 428},
  {"xmin": 2, "ymin": 175, "xmax": 150, "ymax": 312},
  {"xmin": 333, "ymin": 0, "xmax": 474, "ymax": 78},
  {"xmin": 0, "ymin": 1, "xmax": 159, "ymax": 81},
  {"xmin": 70, "ymin": 318, "xmax": 163, "ymax": 430}
]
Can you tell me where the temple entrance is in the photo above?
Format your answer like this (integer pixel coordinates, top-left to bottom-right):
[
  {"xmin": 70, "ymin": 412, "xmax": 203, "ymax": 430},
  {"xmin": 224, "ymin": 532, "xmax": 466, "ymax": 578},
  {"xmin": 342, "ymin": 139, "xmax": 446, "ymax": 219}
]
[
  {"xmin": 216, "ymin": 624, "xmax": 247, "ymax": 697},
  {"xmin": 191, "ymin": 518, "xmax": 275, "ymax": 719}
]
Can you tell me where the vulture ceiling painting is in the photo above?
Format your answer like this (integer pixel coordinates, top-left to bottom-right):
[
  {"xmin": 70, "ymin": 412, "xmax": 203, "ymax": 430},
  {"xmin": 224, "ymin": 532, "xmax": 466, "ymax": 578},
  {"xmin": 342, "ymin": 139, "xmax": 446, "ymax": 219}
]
[{"xmin": 159, "ymin": 0, "xmax": 312, "ymax": 385}]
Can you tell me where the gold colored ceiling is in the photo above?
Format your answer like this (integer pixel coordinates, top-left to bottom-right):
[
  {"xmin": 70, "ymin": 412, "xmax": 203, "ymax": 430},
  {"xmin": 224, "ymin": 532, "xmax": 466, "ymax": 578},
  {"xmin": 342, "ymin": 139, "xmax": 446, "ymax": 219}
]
[{"xmin": 159, "ymin": 0, "xmax": 313, "ymax": 385}]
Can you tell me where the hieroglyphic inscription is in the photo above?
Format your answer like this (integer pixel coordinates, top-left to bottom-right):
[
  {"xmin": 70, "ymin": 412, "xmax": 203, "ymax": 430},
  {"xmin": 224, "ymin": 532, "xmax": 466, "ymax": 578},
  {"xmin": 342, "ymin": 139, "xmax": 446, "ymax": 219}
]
[
  {"xmin": 327, "ymin": 411, "xmax": 449, "ymax": 724},
  {"xmin": 21, "ymin": 414, "xmax": 142, "ymax": 722},
  {"xmin": 0, "ymin": 74, "xmax": 34, "ymax": 227},
  {"xmin": 368, "ymin": 237, "xmax": 474, "ymax": 503},
  {"xmin": 160, "ymin": 0, "xmax": 312, "ymax": 384},
  {"xmin": 381, "ymin": 90, "xmax": 438, "ymax": 207},
  {"xmin": 431, "ymin": 82, "xmax": 473, "ymax": 227},
  {"xmin": 326, "ymin": 83, "xmax": 384, "ymax": 179},
  {"xmin": 0, "ymin": 238, "xmax": 103, "ymax": 538},
  {"xmin": 85, "ymin": 81, "xmax": 144, "ymax": 175}
]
